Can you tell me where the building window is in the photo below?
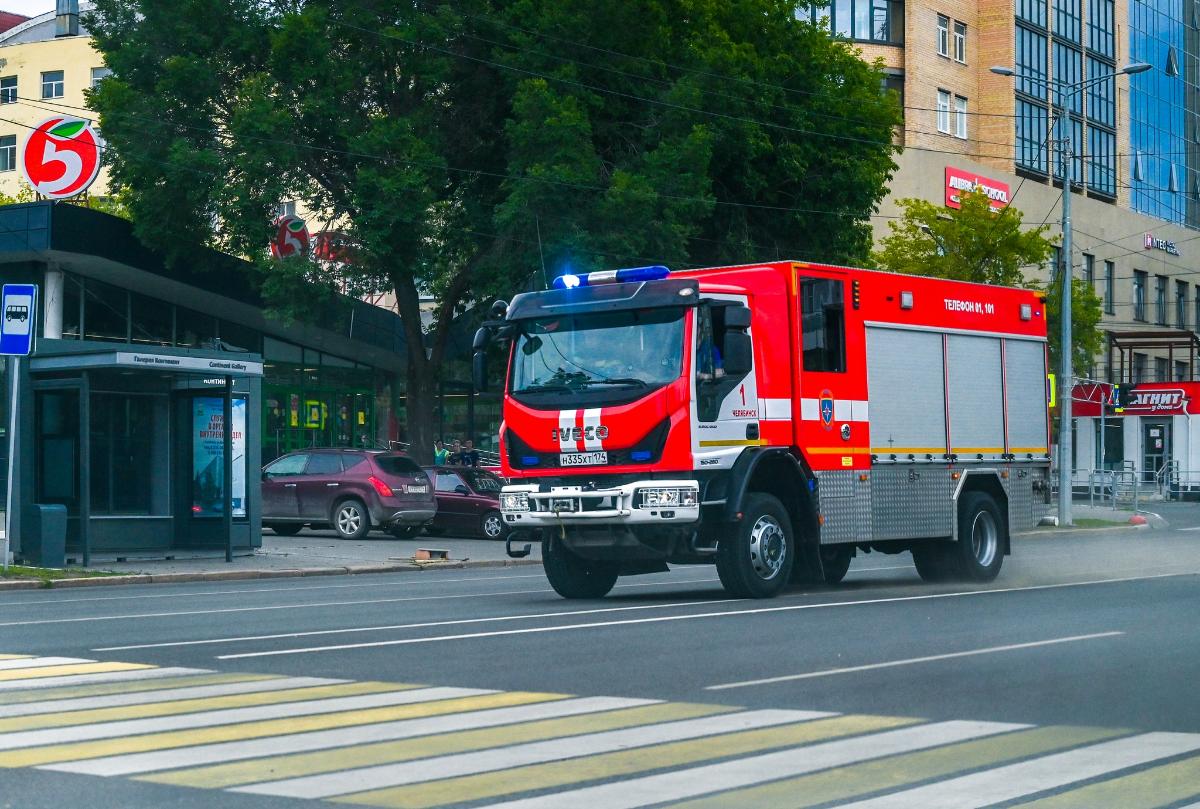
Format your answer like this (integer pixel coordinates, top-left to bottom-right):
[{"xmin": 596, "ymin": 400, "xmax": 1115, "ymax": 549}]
[
  {"xmin": 275, "ymin": 201, "xmax": 296, "ymax": 218},
  {"xmin": 1156, "ymin": 274, "xmax": 1168, "ymax": 325},
  {"xmin": 954, "ymin": 21, "xmax": 967, "ymax": 62},
  {"xmin": 1054, "ymin": 0, "xmax": 1081, "ymax": 41},
  {"xmin": 937, "ymin": 14, "xmax": 950, "ymax": 56},
  {"xmin": 1104, "ymin": 261, "xmax": 1115, "ymax": 314},
  {"xmin": 0, "ymin": 76, "xmax": 15, "ymax": 104},
  {"xmin": 1088, "ymin": 0, "xmax": 1114, "ymax": 57},
  {"xmin": 1018, "ymin": 0, "xmax": 1046, "ymax": 27},
  {"xmin": 937, "ymin": 89, "xmax": 951, "ymax": 133},
  {"xmin": 1133, "ymin": 352, "xmax": 1147, "ymax": 383},
  {"xmin": 1134, "ymin": 270, "xmax": 1147, "ymax": 321},
  {"xmin": 809, "ymin": 0, "xmax": 904, "ymax": 44},
  {"xmin": 1016, "ymin": 98, "xmax": 1049, "ymax": 174},
  {"xmin": 1087, "ymin": 126, "xmax": 1116, "ymax": 197},
  {"xmin": 1177, "ymin": 280, "xmax": 1188, "ymax": 328},
  {"xmin": 1154, "ymin": 357, "xmax": 1168, "ymax": 382},
  {"xmin": 954, "ymin": 96, "xmax": 968, "ymax": 138},
  {"xmin": 881, "ymin": 72, "xmax": 904, "ymax": 118},
  {"xmin": 1176, "ymin": 360, "xmax": 1188, "ymax": 382},
  {"xmin": 1082, "ymin": 253, "xmax": 1094, "ymax": 288},
  {"xmin": 1016, "ymin": 25, "xmax": 1048, "ymax": 100},
  {"xmin": 41, "ymin": 70, "xmax": 64, "ymax": 99},
  {"xmin": 90, "ymin": 67, "xmax": 112, "ymax": 88},
  {"xmin": 1050, "ymin": 245, "xmax": 1062, "ymax": 281},
  {"xmin": 1195, "ymin": 285, "xmax": 1200, "ymax": 333},
  {"xmin": 0, "ymin": 135, "xmax": 15, "ymax": 173},
  {"xmin": 1052, "ymin": 44, "xmax": 1082, "ymax": 114}
]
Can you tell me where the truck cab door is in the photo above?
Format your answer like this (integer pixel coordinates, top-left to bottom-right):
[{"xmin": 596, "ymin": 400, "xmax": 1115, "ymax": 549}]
[{"xmin": 691, "ymin": 299, "xmax": 759, "ymax": 470}]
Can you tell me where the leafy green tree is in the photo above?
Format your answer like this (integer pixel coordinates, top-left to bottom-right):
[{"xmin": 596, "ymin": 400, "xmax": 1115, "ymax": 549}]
[
  {"xmin": 873, "ymin": 189, "xmax": 1099, "ymax": 373},
  {"xmin": 873, "ymin": 189, "xmax": 1054, "ymax": 286},
  {"xmin": 85, "ymin": 0, "xmax": 901, "ymax": 460}
]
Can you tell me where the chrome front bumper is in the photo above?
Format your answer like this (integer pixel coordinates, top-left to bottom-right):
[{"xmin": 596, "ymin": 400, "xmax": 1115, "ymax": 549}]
[{"xmin": 500, "ymin": 480, "xmax": 701, "ymax": 526}]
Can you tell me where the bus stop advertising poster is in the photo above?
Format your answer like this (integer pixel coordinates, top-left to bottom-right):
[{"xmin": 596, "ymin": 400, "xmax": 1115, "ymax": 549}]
[{"xmin": 192, "ymin": 397, "xmax": 246, "ymax": 517}]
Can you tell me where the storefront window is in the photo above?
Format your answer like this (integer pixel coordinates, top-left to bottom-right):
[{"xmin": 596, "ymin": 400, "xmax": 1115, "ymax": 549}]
[
  {"xmin": 0, "ymin": 357, "xmax": 7, "ymax": 521},
  {"xmin": 36, "ymin": 391, "xmax": 79, "ymax": 511},
  {"xmin": 218, "ymin": 319, "xmax": 261, "ymax": 353},
  {"xmin": 90, "ymin": 394, "xmax": 168, "ymax": 514},
  {"xmin": 61, "ymin": 274, "xmax": 81, "ymax": 339},
  {"xmin": 130, "ymin": 292, "xmax": 173, "ymax": 347},
  {"xmin": 82, "ymin": 278, "xmax": 128, "ymax": 343},
  {"xmin": 1095, "ymin": 419, "xmax": 1123, "ymax": 470},
  {"xmin": 176, "ymin": 307, "xmax": 217, "ymax": 349}
]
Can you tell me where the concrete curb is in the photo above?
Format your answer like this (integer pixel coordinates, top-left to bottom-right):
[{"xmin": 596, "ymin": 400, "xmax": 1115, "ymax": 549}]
[{"xmin": 0, "ymin": 557, "xmax": 543, "ymax": 591}]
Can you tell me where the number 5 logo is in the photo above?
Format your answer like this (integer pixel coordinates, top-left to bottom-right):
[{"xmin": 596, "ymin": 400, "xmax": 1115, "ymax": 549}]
[{"xmin": 22, "ymin": 116, "xmax": 102, "ymax": 199}]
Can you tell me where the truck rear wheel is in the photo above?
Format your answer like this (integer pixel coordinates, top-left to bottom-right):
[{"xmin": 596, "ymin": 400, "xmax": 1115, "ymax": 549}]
[
  {"xmin": 542, "ymin": 536, "xmax": 619, "ymax": 599},
  {"xmin": 716, "ymin": 493, "xmax": 794, "ymax": 598},
  {"xmin": 912, "ymin": 542, "xmax": 955, "ymax": 582},
  {"xmin": 820, "ymin": 546, "xmax": 854, "ymax": 585},
  {"xmin": 953, "ymin": 491, "xmax": 1005, "ymax": 581}
]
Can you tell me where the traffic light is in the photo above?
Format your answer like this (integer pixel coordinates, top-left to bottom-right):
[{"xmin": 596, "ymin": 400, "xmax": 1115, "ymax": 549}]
[{"xmin": 1112, "ymin": 384, "xmax": 1134, "ymax": 413}]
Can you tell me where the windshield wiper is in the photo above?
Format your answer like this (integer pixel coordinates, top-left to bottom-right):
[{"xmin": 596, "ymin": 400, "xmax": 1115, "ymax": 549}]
[
  {"xmin": 583, "ymin": 378, "xmax": 648, "ymax": 388},
  {"xmin": 521, "ymin": 383, "xmax": 575, "ymax": 393}
]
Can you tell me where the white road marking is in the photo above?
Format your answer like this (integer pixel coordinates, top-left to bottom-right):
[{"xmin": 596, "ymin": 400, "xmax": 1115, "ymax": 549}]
[
  {"xmin": 45, "ymin": 696, "xmax": 656, "ymax": 777},
  {"xmin": 705, "ymin": 632, "xmax": 1125, "ymax": 690},
  {"xmin": 0, "ymin": 687, "xmax": 489, "ymax": 751},
  {"xmin": 1176, "ymin": 526, "xmax": 1200, "ymax": 531},
  {"xmin": 0, "ymin": 657, "xmax": 93, "ymax": 671},
  {"xmin": 94, "ymin": 598, "xmax": 740, "ymax": 651},
  {"xmin": 233, "ymin": 709, "xmax": 829, "ymax": 799},
  {"xmin": 477, "ymin": 720, "xmax": 1026, "ymax": 809},
  {"xmin": 0, "ymin": 667, "xmax": 209, "ymax": 692},
  {"xmin": 836, "ymin": 732, "xmax": 1200, "ymax": 808},
  {"xmin": 5, "ymin": 576, "xmax": 723, "ymax": 629},
  {"xmin": 219, "ymin": 572, "xmax": 1193, "ymax": 659},
  {"xmin": 0, "ymin": 676, "xmax": 347, "ymax": 718}
]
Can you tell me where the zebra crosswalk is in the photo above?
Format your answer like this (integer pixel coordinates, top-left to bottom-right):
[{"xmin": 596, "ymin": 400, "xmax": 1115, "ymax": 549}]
[{"xmin": 0, "ymin": 651, "xmax": 1196, "ymax": 808}]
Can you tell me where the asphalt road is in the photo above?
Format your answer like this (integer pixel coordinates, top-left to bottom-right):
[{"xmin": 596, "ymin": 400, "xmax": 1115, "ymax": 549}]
[{"xmin": 1, "ymin": 516, "xmax": 1199, "ymax": 808}]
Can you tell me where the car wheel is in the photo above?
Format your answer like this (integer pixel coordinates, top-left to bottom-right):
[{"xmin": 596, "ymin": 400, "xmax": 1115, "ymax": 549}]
[
  {"xmin": 542, "ymin": 535, "xmax": 618, "ymax": 599},
  {"xmin": 716, "ymin": 493, "xmax": 794, "ymax": 599},
  {"xmin": 388, "ymin": 525, "xmax": 422, "ymax": 539},
  {"xmin": 480, "ymin": 510, "xmax": 505, "ymax": 540},
  {"xmin": 953, "ymin": 492, "xmax": 1006, "ymax": 582},
  {"xmin": 332, "ymin": 499, "xmax": 371, "ymax": 541},
  {"xmin": 266, "ymin": 523, "xmax": 303, "ymax": 536}
]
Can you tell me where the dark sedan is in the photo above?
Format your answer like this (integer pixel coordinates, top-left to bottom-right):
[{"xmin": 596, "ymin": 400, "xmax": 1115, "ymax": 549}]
[
  {"xmin": 423, "ymin": 467, "xmax": 506, "ymax": 539},
  {"xmin": 262, "ymin": 449, "xmax": 436, "ymax": 540}
]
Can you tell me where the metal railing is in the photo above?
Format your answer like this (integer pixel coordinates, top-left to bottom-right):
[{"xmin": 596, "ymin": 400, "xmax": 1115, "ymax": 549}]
[{"xmin": 1086, "ymin": 468, "xmax": 1141, "ymax": 511}]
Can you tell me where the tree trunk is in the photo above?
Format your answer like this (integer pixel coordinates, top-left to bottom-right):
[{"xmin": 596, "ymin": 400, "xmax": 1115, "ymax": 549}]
[{"xmin": 403, "ymin": 353, "xmax": 438, "ymax": 465}]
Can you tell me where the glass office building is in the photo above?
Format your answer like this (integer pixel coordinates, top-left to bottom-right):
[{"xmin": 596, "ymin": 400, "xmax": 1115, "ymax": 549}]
[{"xmin": 1127, "ymin": 0, "xmax": 1198, "ymax": 227}]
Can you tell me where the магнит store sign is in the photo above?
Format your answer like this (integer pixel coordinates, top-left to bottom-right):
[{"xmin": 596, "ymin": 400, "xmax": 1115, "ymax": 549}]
[{"xmin": 945, "ymin": 167, "xmax": 1011, "ymax": 211}]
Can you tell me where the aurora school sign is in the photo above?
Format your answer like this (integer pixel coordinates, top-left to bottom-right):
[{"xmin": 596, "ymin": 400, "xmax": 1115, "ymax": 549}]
[{"xmin": 20, "ymin": 116, "xmax": 102, "ymax": 199}]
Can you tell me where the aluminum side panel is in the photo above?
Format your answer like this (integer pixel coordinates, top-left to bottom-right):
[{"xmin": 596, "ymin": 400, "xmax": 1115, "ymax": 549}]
[
  {"xmin": 866, "ymin": 327, "xmax": 946, "ymax": 454},
  {"xmin": 870, "ymin": 466, "xmax": 954, "ymax": 540},
  {"xmin": 948, "ymin": 334, "xmax": 1005, "ymax": 457},
  {"xmin": 815, "ymin": 470, "xmax": 872, "ymax": 544},
  {"xmin": 1005, "ymin": 339, "xmax": 1050, "ymax": 453}
]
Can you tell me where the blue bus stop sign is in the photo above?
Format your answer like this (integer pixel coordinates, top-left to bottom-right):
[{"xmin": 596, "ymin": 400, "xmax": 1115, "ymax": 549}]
[{"xmin": 1, "ymin": 284, "xmax": 36, "ymax": 356}]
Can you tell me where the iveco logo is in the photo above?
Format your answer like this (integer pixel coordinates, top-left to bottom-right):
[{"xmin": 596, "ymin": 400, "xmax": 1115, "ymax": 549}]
[{"xmin": 552, "ymin": 425, "xmax": 609, "ymax": 441}]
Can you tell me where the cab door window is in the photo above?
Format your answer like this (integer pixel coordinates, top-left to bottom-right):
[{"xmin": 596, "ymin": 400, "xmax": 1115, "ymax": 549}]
[{"xmin": 800, "ymin": 278, "xmax": 846, "ymax": 373}]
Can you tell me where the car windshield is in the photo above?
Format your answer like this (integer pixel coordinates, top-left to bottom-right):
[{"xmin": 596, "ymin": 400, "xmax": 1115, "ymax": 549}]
[
  {"xmin": 465, "ymin": 471, "xmax": 503, "ymax": 492},
  {"xmin": 510, "ymin": 308, "xmax": 684, "ymax": 396}
]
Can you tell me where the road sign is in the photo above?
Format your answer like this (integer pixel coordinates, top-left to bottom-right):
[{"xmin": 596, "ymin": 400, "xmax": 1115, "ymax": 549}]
[{"xmin": 1, "ymin": 284, "xmax": 36, "ymax": 356}]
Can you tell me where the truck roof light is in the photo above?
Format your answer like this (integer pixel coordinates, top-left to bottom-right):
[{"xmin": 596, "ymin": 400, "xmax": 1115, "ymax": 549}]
[
  {"xmin": 900, "ymin": 290, "xmax": 914, "ymax": 310},
  {"xmin": 551, "ymin": 265, "xmax": 670, "ymax": 290}
]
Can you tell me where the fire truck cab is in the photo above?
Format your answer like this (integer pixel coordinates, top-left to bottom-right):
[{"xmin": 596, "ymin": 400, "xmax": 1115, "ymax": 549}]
[{"xmin": 473, "ymin": 261, "xmax": 1051, "ymax": 599}]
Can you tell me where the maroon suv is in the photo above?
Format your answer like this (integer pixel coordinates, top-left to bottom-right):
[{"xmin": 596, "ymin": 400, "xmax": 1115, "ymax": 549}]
[{"xmin": 262, "ymin": 449, "xmax": 436, "ymax": 540}]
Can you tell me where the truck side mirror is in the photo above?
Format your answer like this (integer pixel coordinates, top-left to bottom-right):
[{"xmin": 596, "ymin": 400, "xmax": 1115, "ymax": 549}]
[{"xmin": 723, "ymin": 331, "xmax": 753, "ymax": 378}]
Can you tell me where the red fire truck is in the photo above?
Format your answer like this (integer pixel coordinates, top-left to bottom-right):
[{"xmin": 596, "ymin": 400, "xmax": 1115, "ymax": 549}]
[{"xmin": 473, "ymin": 261, "xmax": 1051, "ymax": 599}]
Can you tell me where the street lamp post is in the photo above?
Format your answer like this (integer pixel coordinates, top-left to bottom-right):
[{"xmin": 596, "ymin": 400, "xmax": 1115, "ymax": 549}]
[{"xmin": 990, "ymin": 61, "xmax": 1151, "ymax": 526}]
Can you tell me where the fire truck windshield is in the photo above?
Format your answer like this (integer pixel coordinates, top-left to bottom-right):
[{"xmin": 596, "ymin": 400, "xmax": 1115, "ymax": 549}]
[{"xmin": 510, "ymin": 308, "xmax": 684, "ymax": 401}]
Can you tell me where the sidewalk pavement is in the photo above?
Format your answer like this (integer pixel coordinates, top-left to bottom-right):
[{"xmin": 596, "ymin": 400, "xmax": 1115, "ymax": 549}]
[{"xmin": 0, "ymin": 529, "xmax": 542, "ymax": 590}]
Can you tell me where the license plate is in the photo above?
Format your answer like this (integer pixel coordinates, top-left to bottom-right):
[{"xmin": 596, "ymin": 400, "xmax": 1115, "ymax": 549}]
[
  {"xmin": 405, "ymin": 485, "xmax": 428, "ymax": 494},
  {"xmin": 559, "ymin": 451, "xmax": 607, "ymax": 467}
]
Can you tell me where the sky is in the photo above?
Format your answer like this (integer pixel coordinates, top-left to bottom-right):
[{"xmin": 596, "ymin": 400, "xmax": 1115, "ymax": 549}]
[{"xmin": 0, "ymin": 1, "xmax": 53, "ymax": 17}]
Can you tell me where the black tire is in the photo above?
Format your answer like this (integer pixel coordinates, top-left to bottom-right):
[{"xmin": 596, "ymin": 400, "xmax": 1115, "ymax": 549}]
[
  {"xmin": 820, "ymin": 545, "xmax": 854, "ymax": 585},
  {"xmin": 716, "ymin": 493, "xmax": 795, "ymax": 599},
  {"xmin": 912, "ymin": 542, "xmax": 955, "ymax": 582},
  {"xmin": 266, "ymin": 523, "xmax": 303, "ymax": 536},
  {"xmin": 423, "ymin": 525, "xmax": 445, "ymax": 536},
  {"xmin": 389, "ymin": 525, "xmax": 422, "ymax": 540},
  {"xmin": 480, "ymin": 510, "xmax": 505, "ymax": 540},
  {"xmin": 952, "ymin": 491, "xmax": 1006, "ymax": 582},
  {"xmin": 331, "ymin": 499, "xmax": 371, "ymax": 541},
  {"xmin": 542, "ymin": 535, "xmax": 618, "ymax": 599}
]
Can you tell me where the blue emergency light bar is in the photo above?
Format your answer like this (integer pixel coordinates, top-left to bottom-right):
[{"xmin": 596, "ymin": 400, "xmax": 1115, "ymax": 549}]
[{"xmin": 552, "ymin": 265, "xmax": 670, "ymax": 290}]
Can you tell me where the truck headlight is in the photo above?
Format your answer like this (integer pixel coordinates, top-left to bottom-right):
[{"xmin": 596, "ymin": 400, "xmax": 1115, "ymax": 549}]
[
  {"xmin": 638, "ymin": 487, "xmax": 699, "ymax": 509},
  {"xmin": 501, "ymin": 492, "xmax": 530, "ymax": 512}
]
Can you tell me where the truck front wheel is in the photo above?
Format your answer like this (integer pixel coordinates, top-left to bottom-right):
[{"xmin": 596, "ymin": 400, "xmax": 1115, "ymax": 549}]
[
  {"xmin": 542, "ymin": 536, "xmax": 619, "ymax": 599},
  {"xmin": 716, "ymin": 493, "xmax": 795, "ymax": 598}
]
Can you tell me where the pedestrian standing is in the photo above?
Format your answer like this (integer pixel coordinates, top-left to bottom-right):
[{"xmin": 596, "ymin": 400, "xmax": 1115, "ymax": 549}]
[{"xmin": 433, "ymin": 439, "xmax": 449, "ymax": 466}]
